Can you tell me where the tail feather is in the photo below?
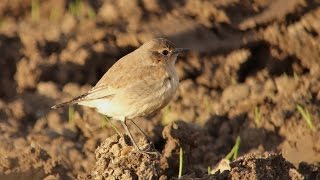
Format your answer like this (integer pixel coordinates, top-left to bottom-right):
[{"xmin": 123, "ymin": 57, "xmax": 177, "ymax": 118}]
[{"xmin": 51, "ymin": 93, "xmax": 89, "ymax": 109}]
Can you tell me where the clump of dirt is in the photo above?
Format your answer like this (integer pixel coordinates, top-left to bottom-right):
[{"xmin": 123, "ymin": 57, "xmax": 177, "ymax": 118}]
[
  {"xmin": 82, "ymin": 134, "xmax": 161, "ymax": 179},
  {"xmin": 169, "ymin": 152, "xmax": 308, "ymax": 179},
  {"xmin": 227, "ymin": 153, "xmax": 303, "ymax": 179},
  {"xmin": 0, "ymin": 145, "xmax": 73, "ymax": 180},
  {"xmin": 298, "ymin": 162, "xmax": 320, "ymax": 180},
  {"xmin": 161, "ymin": 121, "xmax": 217, "ymax": 178}
]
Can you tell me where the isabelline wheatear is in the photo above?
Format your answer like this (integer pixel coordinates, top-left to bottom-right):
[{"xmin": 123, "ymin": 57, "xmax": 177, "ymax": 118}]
[{"xmin": 52, "ymin": 38, "xmax": 189, "ymax": 152}]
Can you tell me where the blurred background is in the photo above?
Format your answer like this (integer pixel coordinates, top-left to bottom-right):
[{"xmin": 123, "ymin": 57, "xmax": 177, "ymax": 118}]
[{"xmin": 0, "ymin": 0, "xmax": 319, "ymax": 179}]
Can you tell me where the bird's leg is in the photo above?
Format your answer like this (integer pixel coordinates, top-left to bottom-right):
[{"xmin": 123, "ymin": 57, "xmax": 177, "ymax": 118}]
[
  {"xmin": 129, "ymin": 119, "xmax": 150, "ymax": 141},
  {"xmin": 129, "ymin": 119, "xmax": 155, "ymax": 150},
  {"xmin": 120, "ymin": 118, "xmax": 159, "ymax": 155},
  {"xmin": 121, "ymin": 119, "xmax": 143, "ymax": 152}
]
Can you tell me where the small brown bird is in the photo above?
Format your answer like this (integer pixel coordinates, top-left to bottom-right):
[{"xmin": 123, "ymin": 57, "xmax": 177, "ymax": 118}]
[{"xmin": 52, "ymin": 38, "xmax": 189, "ymax": 152}]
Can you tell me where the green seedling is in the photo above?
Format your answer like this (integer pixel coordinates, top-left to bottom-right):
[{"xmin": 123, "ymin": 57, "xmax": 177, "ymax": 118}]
[
  {"xmin": 102, "ymin": 115, "xmax": 121, "ymax": 135},
  {"xmin": 68, "ymin": 0, "xmax": 83, "ymax": 17},
  {"xmin": 101, "ymin": 115, "xmax": 108, "ymax": 129},
  {"xmin": 87, "ymin": 7, "xmax": 96, "ymax": 19},
  {"xmin": 254, "ymin": 106, "xmax": 261, "ymax": 125},
  {"xmin": 162, "ymin": 105, "xmax": 172, "ymax": 125},
  {"xmin": 0, "ymin": 18, "xmax": 3, "ymax": 28},
  {"xmin": 68, "ymin": 106, "xmax": 75, "ymax": 125},
  {"xmin": 204, "ymin": 96, "xmax": 212, "ymax": 114},
  {"xmin": 293, "ymin": 71, "xmax": 299, "ymax": 80},
  {"xmin": 49, "ymin": 8, "xmax": 60, "ymax": 22},
  {"xmin": 31, "ymin": 0, "xmax": 40, "ymax": 22},
  {"xmin": 296, "ymin": 105, "xmax": 316, "ymax": 132},
  {"xmin": 207, "ymin": 166, "xmax": 211, "ymax": 175},
  {"xmin": 225, "ymin": 136, "xmax": 241, "ymax": 161},
  {"xmin": 178, "ymin": 147, "xmax": 183, "ymax": 178},
  {"xmin": 231, "ymin": 77, "xmax": 237, "ymax": 85}
]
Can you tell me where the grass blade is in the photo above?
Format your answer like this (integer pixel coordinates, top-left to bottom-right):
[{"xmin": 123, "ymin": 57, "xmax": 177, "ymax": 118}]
[
  {"xmin": 296, "ymin": 105, "xmax": 316, "ymax": 132},
  {"xmin": 68, "ymin": 106, "xmax": 74, "ymax": 125},
  {"xmin": 226, "ymin": 136, "xmax": 241, "ymax": 160},
  {"xmin": 178, "ymin": 147, "xmax": 183, "ymax": 178},
  {"xmin": 254, "ymin": 106, "xmax": 261, "ymax": 125},
  {"xmin": 102, "ymin": 115, "xmax": 121, "ymax": 135},
  {"xmin": 31, "ymin": 0, "xmax": 40, "ymax": 22}
]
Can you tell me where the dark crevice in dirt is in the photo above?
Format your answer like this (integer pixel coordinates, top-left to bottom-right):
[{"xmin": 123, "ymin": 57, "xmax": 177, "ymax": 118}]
[
  {"xmin": 222, "ymin": 2, "xmax": 258, "ymax": 26},
  {"xmin": 205, "ymin": 115, "xmax": 229, "ymax": 138},
  {"xmin": 267, "ymin": 56, "xmax": 295, "ymax": 76},
  {"xmin": 237, "ymin": 43, "xmax": 269, "ymax": 82},
  {"xmin": 299, "ymin": 162, "xmax": 320, "ymax": 180},
  {"xmin": 237, "ymin": 42, "xmax": 306, "ymax": 82},
  {"xmin": 311, "ymin": 92, "xmax": 320, "ymax": 105},
  {"xmin": 157, "ymin": 0, "xmax": 186, "ymax": 13},
  {"xmin": 154, "ymin": 137, "xmax": 166, "ymax": 153},
  {"xmin": 40, "ymin": 41, "xmax": 64, "ymax": 57},
  {"xmin": 87, "ymin": 0, "xmax": 102, "ymax": 12},
  {"xmin": 303, "ymin": 26, "xmax": 319, "ymax": 38},
  {"xmin": 284, "ymin": 0, "xmax": 320, "ymax": 26},
  {"xmin": 137, "ymin": 0, "xmax": 150, "ymax": 20},
  {"xmin": 39, "ymin": 62, "xmax": 86, "ymax": 85},
  {"xmin": 0, "ymin": 35, "xmax": 22, "ymax": 100}
]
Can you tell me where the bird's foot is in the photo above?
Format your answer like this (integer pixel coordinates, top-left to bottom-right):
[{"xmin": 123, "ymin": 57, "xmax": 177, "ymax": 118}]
[{"xmin": 136, "ymin": 147, "xmax": 160, "ymax": 156}]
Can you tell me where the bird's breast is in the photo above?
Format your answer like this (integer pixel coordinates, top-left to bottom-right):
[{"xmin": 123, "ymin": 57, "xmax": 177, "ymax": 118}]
[
  {"xmin": 159, "ymin": 69, "xmax": 179, "ymax": 105},
  {"xmin": 122, "ymin": 66, "xmax": 179, "ymax": 119}
]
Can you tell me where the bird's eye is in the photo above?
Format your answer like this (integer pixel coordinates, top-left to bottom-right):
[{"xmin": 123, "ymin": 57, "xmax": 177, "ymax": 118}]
[{"xmin": 161, "ymin": 50, "xmax": 169, "ymax": 56}]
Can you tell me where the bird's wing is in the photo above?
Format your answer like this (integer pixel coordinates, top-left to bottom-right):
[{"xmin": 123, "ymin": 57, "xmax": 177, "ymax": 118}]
[
  {"xmin": 81, "ymin": 52, "xmax": 143, "ymax": 100},
  {"xmin": 52, "ymin": 52, "xmax": 167, "ymax": 109},
  {"xmin": 83, "ymin": 64, "xmax": 167, "ymax": 101}
]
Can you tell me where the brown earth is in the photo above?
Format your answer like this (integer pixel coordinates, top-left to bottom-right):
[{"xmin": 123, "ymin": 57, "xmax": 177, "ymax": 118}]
[{"xmin": 0, "ymin": 0, "xmax": 320, "ymax": 179}]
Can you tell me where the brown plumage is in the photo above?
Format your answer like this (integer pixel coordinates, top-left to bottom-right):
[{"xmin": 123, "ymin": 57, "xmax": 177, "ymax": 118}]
[{"xmin": 52, "ymin": 38, "xmax": 189, "ymax": 152}]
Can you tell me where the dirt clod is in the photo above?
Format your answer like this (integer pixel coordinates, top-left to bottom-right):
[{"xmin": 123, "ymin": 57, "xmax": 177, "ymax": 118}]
[{"xmin": 82, "ymin": 134, "xmax": 161, "ymax": 179}]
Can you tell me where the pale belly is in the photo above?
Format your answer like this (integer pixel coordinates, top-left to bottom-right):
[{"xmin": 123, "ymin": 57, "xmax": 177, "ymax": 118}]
[{"xmin": 80, "ymin": 76, "xmax": 179, "ymax": 121}]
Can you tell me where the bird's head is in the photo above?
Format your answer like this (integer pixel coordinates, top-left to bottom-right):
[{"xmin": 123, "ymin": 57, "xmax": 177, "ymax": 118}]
[{"xmin": 140, "ymin": 38, "xmax": 189, "ymax": 66}]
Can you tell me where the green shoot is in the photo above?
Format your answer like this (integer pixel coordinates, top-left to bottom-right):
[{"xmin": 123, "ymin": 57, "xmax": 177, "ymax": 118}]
[
  {"xmin": 87, "ymin": 7, "xmax": 96, "ymax": 19},
  {"xmin": 283, "ymin": 72, "xmax": 288, "ymax": 77},
  {"xmin": 68, "ymin": 106, "xmax": 75, "ymax": 125},
  {"xmin": 178, "ymin": 147, "xmax": 183, "ymax": 178},
  {"xmin": 207, "ymin": 166, "xmax": 211, "ymax": 175},
  {"xmin": 49, "ymin": 8, "xmax": 60, "ymax": 22},
  {"xmin": 254, "ymin": 106, "xmax": 261, "ymax": 125},
  {"xmin": 293, "ymin": 71, "xmax": 299, "ymax": 80},
  {"xmin": 204, "ymin": 96, "xmax": 212, "ymax": 114},
  {"xmin": 102, "ymin": 115, "xmax": 121, "ymax": 135},
  {"xmin": 162, "ymin": 105, "xmax": 172, "ymax": 125},
  {"xmin": 101, "ymin": 115, "xmax": 108, "ymax": 129},
  {"xmin": 31, "ymin": 0, "xmax": 40, "ymax": 22},
  {"xmin": 231, "ymin": 77, "xmax": 237, "ymax": 85},
  {"xmin": 225, "ymin": 136, "xmax": 241, "ymax": 161},
  {"xmin": 68, "ymin": 0, "xmax": 83, "ymax": 17},
  {"xmin": 296, "ymin": 105, "xmax": 316, "ymax": 132},
  {"xmin": 0, "ymin": 18, "xmax": 3, "ymax": 28}
]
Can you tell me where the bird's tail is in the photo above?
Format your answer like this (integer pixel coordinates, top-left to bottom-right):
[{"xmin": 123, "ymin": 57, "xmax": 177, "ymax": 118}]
[{"xmin": 51, "ymin": 93, "xmax": 88, "ymax": 109}]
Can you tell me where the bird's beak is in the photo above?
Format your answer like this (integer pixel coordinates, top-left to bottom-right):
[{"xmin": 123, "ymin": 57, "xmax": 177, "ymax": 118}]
[{"xmin": 171, "ymin": 48, "xmax": 190, "ymax": 56}]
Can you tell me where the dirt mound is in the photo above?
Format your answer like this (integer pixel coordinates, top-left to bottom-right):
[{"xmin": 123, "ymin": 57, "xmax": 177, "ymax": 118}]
[
  {"xmin": 0, "ymin": 145, "xmax": 73, "ymax": 180},
  {"xmin": 81, "ymin": 134, "xmax": 161, "ymax": 179},
  {"xmin": 227, "ymin": 153, "xmax": 303, "ymax": 179}
]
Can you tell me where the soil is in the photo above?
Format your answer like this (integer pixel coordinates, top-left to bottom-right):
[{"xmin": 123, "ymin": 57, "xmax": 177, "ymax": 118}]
[{"xmin": 0, "ymin": 0, "xmax": 320, "ymax": 179}]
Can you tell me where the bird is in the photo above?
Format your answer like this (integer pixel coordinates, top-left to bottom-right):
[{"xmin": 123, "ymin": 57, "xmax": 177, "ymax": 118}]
[{"xmin": 52, "ymin": 38, "xmax": 189, "ymax": 152}]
